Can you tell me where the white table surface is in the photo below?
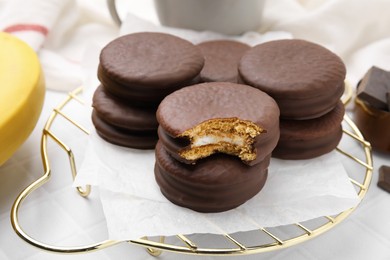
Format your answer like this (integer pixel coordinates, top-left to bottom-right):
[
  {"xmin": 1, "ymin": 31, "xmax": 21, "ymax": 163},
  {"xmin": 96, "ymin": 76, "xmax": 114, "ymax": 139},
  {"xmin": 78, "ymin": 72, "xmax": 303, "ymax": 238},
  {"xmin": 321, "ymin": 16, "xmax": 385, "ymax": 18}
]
[{"xmin": 1, "ymin": 1, "xmax": 390, "ymax": 259}]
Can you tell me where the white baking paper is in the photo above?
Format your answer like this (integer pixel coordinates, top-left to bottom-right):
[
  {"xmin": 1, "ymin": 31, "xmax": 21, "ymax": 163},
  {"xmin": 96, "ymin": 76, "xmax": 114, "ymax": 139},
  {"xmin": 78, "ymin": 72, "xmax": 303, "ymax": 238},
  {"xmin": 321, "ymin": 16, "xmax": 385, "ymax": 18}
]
[
  {"xmin": 75, "ymin": 131, "xmax": 360, "ymax": 240},
  {"xmin": 74, "ymin": 14, "xmax": 360, "ymax": 241}
]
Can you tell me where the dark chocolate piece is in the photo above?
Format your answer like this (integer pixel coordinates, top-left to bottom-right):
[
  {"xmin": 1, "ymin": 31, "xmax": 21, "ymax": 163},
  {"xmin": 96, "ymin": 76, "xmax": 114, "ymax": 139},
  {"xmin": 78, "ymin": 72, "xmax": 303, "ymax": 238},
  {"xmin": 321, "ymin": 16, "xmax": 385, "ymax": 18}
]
[
  {"xmin": 156, "ymin": 82, "xmax": 280, "ymax": 164},
  {"xmin": 378, "ymin": 165, "xmax": 390, "ymax": 193},
  {"xmin": 357, "ymin": 66, "xmax": 390, "ymax": 111},
  {"xmin": 154, "ymin": 141, "xmax": 269, "ymax": 213},
  {"xmin": 273, "ymin": 101, "xmax": 345, "ymax": 160},
  {"xmin": 238, "ymin": 39, "xmax": 346, "ymax": 119}
]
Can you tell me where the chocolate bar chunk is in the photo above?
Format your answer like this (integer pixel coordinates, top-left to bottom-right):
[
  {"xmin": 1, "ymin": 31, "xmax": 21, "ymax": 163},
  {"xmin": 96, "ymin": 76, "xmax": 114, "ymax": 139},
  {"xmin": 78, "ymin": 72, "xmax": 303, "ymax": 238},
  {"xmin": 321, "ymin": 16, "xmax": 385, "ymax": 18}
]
[
  {"xmin": 387, "ymin": 92, "xmax": 390, "ymax": 111},
  {"xmin": 357, "ymin": 66, "xmax": 390, "ymax": 111},
  {"xmin": 378, "ymin": 165, "xmax": 390, "ymax": 193}
]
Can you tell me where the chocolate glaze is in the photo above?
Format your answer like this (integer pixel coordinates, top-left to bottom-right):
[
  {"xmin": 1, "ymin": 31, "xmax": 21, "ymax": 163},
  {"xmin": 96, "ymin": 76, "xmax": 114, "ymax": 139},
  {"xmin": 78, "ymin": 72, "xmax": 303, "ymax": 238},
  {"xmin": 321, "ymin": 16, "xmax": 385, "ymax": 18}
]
[
  {"xmin": 98, "ymin": 32, "xmax": 204, "ymax": 103},
  {"xmin": 273, "ymin": 101, "xmax": 345, "ymax": 159},
  {"xmin": 197, "ymin": 40, "xmax": 250, "ymax": 83},
  {"xmin": 156, "ymin": 82, "xmax": 280, "ymax": 164},
  {"xmin": 238, "ymin": 39, "xmax": 346, "ymax": 119},
  {"xmin": 91, "ymin": 110, "xmax": 158, "ymax": 149},
  {"xmin": 157, "ymin": 82, "xmax": 279, "ymax": 137},
  {"xmin": 154, "ymin": 141, "xmax": 269, "ymax": 212},
  {"xmin": 98, "ymin": 65, "xmax": 202, "ymax": 105},
  {"xmin": 92, "ymin": 85, "xmax": 158, "ymax": 131},
  {"xmin": 274, "ymin": 82, "xmax": 345, "ymax": 120}
]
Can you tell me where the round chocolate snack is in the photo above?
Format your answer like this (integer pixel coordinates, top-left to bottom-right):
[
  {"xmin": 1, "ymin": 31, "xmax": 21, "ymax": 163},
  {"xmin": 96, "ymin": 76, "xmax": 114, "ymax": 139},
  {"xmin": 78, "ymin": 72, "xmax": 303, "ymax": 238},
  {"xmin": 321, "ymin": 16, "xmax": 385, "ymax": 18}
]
[
  {"xmin": 92, "ymin": 85, "xmax": 158, "ymax": 132},
  {"xmin": 197, "ymin": 40, "xmax": 250, "ymax": 83},
  {"xmin": 154, "ymin": 141, "xmax": 269, "ymax": 213},
  {"xmin": 239, "ymin": 39, "xmax": 346, "ymax": 119},
  {"xmin": 156, "ymin": 82, "xmax": 280, "ymax": 165},
  {"xmin": 98, "ymin": 32, "xmax": 204, "ymax": 103},
  {"xmin": 92, "ymin": 110, "xmax": 158, "ymax": 149},
  {"xmin": 273, "ymin": 101, "xmax": 345, "ymax": 159}
]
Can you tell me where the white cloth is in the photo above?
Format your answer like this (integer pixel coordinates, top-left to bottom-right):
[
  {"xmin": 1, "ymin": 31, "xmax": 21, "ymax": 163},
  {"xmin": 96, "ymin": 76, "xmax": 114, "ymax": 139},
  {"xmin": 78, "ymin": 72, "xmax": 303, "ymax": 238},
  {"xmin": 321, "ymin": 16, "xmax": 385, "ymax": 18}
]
[
  {"xmin": 260, "ymin": 0, "xmax": 390, "ymax": 85},
  {"xmin": 0, "ymin": 0, "xmax": 117, "ymax": 91},
  {"xmin": 1, "ymin": 0, "xmax": 390, "ymax": 90}
]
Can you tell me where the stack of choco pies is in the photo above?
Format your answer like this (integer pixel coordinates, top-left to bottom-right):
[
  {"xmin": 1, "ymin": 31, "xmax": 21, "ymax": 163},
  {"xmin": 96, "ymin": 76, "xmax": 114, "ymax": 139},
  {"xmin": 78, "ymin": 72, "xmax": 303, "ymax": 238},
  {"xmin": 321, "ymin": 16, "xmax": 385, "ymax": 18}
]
[
  {"xmin": 91, "ymin": 33, "xmax": 348, "ymax": 213},
  {"xmin": 154, "ymin": 82, "xmax": 280, "ymax": 213},
  {"xmin": 91, "ymin": 32, "xmax": 204, "ymax": 149},
  {"xmin": 91, "ymin": 33, "xmax": 280, "ymax": 213},
  {"xmin": 151, "ymin": 39, "xmax": 281, "ymax": 213},
  {"xmin": 239, "ymin": 39, "xmax": 347, "ymax": 159}
]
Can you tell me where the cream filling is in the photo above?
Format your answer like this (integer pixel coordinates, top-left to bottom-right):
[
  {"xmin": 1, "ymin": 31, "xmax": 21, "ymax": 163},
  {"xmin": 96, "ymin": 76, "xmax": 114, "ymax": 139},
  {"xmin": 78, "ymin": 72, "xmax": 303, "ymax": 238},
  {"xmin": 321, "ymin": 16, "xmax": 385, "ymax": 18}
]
[
  {"xmin": 192, "ymin": 135, "xmax": 245, "ymax": 147},
  {"xmin": 178, "ymin": 117, "xmax": 266, "ymax": 163}
]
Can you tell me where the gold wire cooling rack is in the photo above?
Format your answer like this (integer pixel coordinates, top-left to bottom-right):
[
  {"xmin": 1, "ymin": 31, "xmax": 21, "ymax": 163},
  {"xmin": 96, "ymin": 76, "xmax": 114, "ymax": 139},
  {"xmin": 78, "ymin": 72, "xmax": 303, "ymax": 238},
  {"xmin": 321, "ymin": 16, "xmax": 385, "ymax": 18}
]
[{"xmin": 11, "ymin": 84, "xmax": 373, "ymax": 257}]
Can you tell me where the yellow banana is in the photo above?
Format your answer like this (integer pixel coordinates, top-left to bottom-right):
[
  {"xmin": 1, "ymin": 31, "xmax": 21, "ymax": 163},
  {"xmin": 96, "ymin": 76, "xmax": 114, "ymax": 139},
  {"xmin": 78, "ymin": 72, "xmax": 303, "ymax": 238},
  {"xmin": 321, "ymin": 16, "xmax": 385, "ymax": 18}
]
[{"xmin": 0, "ymin": 32, "xmax": 45, "ymax": 165}]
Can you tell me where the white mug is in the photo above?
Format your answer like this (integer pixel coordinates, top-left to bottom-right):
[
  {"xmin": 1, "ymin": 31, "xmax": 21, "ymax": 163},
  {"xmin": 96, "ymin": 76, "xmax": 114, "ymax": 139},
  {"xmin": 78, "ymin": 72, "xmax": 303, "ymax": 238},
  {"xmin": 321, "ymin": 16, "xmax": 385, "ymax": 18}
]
[{"xmin": 154, "ymin": 0, "xmax": 266, "ymax": 35}]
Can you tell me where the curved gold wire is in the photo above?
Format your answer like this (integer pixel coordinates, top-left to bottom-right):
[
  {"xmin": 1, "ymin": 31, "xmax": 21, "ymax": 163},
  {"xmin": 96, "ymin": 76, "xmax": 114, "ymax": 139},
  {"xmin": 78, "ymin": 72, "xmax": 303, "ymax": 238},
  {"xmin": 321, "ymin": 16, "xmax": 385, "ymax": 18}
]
[
  {"xmin": 10, "ymin": 86, "xmax": 373, "ymax": 256},
  {"xmin": 11, "ymin": 88, "xmax": 119, "ymax": 253},
  {"xmin": 341, "ymin": 81, "xmax": 353, "ymax": 105}
]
